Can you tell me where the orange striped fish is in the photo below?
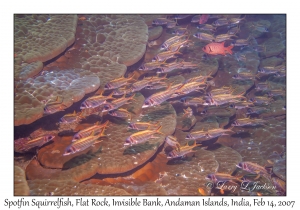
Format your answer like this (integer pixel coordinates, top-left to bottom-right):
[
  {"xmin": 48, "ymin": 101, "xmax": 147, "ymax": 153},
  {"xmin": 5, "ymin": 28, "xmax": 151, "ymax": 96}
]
[
  {"xmin": 73, "ymin": 121, "xmax": 109, "ymax": 141},
  {"xmin": 63, "ymin": 130, "xmax": 105, "ymax": 156},
  {"xmin": 102, "ymin": 94, "xmax": 135, "ymax": 112},
  {"xmin": 80, "ymin": 91, "xmax": 114, "ymax": 109},
  {"xmin": 24, "ymin": 135, "xmax": 55, "ymax": 149},
  {"xmin": 60, "ymin": 111, "xmax": 84, "ymax": 123},
  {"xmin": 108, "ymin": 108, "xmax": 131, "ymax": 120},
  {"xmin": 128, "ymin": 122, "xmax": 160, "ymax": 131},
  {"xmin": 202, "ymin": 42, "xmax": 234, "ymax": 55},
  {"xmin": 142, "ymin": 83, "xmax": 175, "ymax": 108},
  {"xmin": 44, "ymin": 103, "xmax": 67, "ymax": 115},
  {"xmin": 174, "ymin": 81, "xmax": 206, "ymax": 95},
  {"xmin": 167, "ymin": 140, "xmax": 199, "ymax": 159},
  {"xmin": 124, "ymin": 126, "xmax": 164, "ymax": 146},
  {"xmin": 165, "ymin": 135, "xmax": 181, "ymax": 151},
  {"xmin": 152, "ymin": 50, "xmax": 182, "ymax": 62},
  {"xmin": 104, "ymin": 73, "xmax": 135, "ymax": 90}
]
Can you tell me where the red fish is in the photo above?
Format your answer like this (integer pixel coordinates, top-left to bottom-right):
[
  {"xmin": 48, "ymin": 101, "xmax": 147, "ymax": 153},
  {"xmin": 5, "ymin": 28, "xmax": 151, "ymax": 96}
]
[
  {"xmin": 199, "ymin": 14, "xmax": 209, "ymax": 24},
  {"xmin": 202, "ymin": 42, "xmax": 234, "ymax": 55}
]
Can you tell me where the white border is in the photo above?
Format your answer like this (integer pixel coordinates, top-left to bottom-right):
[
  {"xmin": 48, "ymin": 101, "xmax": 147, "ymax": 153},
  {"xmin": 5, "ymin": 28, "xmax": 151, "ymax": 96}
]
[{"xmin": 3, "ymin": 0, "xmax": 298, "ymax": 209}]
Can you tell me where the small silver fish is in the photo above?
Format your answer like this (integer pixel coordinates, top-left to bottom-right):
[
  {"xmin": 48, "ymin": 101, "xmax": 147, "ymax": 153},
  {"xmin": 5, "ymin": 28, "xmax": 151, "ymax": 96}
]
[
  {"xmin": 193, "ymin": 32, "xmax": 215, "ymax": 42},
  {"xmin": 142, "ymin": 83, "xmax": 176, "ymax": 108},
  {"xmin": 125, "ymin": 126, "xmax": 164, "ymax": 146},
  {"xmin": 191, "ymin": 15, "xmax": 201, "ymax": 23},
  {"xmin": 23, "ymin": 135, "xmax": 55, "ymax": 150},
  {"xmin": 232, "ymin": 73, "xmax": 256, "ymax": 80},
  {"xmin": 246, "ymin": 107, "xmax": 269, "ymax": 115},
  {"xmin": 213, "ymin": 18, "xmax": 229, "ymax": 27},
  {"xmin": 152, "ymin": 18, "xmax": 170, "ymax": 25},
  {"xmin": 232, "ymin": 118, "xmax": 266, "ymax": 127},
  {"xmin": 197, "ymin": 24, "xmax": 216, "ymax": 32},
  {"xmin": 63, "ymin": 131, "xmax": 104, "ymax": 156}
]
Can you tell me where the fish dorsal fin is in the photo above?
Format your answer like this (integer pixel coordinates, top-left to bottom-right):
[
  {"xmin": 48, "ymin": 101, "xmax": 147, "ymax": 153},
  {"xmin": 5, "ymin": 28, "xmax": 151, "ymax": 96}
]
[
  {"xmin": 73, "ymin": 110, "xmax": 76, "ymax": 115},
  {"xmin": 221, "ymin": 41, "xmax": 225, "ymax": 46}
]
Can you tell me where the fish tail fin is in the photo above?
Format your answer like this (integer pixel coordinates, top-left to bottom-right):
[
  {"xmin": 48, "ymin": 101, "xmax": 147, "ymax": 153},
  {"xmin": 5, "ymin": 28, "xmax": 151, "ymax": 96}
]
[
  {"xmin": 107, "ymin": 91, "xmax": 115, "ymax": 99},
  {"xmin": 207, "ymin": 71, "xmax": 214, "ymax": 79},
  {"xmin": 167, "ymin": 81, "xmax": 175, "ymax": 90},
  {"xmin": 192, "ymin": 140, "xmax": 197, "ymax": 147},
  {"xmin": 130, "ymin": 93, "xmax": 136, "ymax": 101},
  {"xmin": 155, "ymin": 125, "xmax": 164, "ymax": 135},
  {"xmin": 95, "ymin": 89, "xmax": 104, "ymax": 95},
  {"xmin": 128, "ymin": 72, "xmax": 136, "ymax": 80},
  {"xmin": 226, "ymin": 45, "xmax": 234, "ymax": 55},
  {"xmin": 99, "ymin": 127, "xmax": 106, "ymax": 137},
  {"xmin": 255, "ymin": 73, "xmax": 262, "ymax": 80},
  {"xmin": 154, "ymin": 121, "xmax": 161, "ymax": 127},
  {"xmin": 175, "ymin": 49, "xmax": 183, "ymax": 55},
  {"xmin": 161, "ymin": 73, "xmax": 168, "ymax": 80},
  {"xmin": 102, "ymin": 120, "xmax": 110, "ymax": 128},
  {"xmin": 228, "ymin": 126, "xmax": 235, "ymax": 133}
]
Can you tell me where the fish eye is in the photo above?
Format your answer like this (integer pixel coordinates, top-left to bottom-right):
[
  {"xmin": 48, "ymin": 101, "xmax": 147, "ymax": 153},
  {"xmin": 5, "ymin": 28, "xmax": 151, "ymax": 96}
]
[
  {"xmin": 229, "ymin": 104, "xmax": 235, "ymax": 108},
  {"xmin": 103, "ymin": 105, "xmax": 110, "ymax": 110},
  {"xmin": 48, "ymin": 136, "xmax": 53, "ymax": 140},
  {"xmin": 145, "ymin": 101, "xmax": 149, "ymax": 105},
  {"xmin": 206, "ymin": 174, "xmax": 212, "ymax": 179},
  {"xmin": 180, "ymin": 98, "xmax": 186, "ymax": 103},
  {"xmin": 201, "ymin": 109, "xmax": 207, "ymax": 114},
  {"xmin": 258, "ymin": 68, "xmax": 264, "ymax": 73},
  {"xmin": 249, "ymin": 98, "xmax": 254, "ymax": 102},
  {"xmin": 237, "ymin": 162, "xmax": 243, "ymax": 168},
  {"xmin": 233, "ymin": 74, "xmax": 238, "ymax": 78},
  {"xmin": 203, "ymin": 47, "xmax": 206, "ymax": 50},
  {"xmin": 247, "ymin": 108, "xmax": 253, "ymax": 113}
]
